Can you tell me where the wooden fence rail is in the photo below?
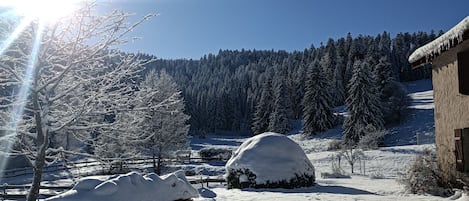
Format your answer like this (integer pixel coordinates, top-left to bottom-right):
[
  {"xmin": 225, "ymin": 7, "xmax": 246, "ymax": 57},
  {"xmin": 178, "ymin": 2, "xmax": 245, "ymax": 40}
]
[
  {"xmin": 0, "ymin": 156, "xmax": 227, "ymax": 181},
  {"xmin": 0, "ymin": 178, "xmax": 226, "ymax": 200}
]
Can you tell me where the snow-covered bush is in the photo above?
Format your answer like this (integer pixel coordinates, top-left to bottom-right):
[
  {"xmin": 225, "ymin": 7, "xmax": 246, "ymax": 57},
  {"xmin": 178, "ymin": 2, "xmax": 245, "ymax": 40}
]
[
  {"xmin": 225, "ymin": 132, "xmax": 315, "ymax": 189},
  {"xmin": 358, "ymin": 126, "xmax": 388, "ymax": 150},
  {"xmin": 327, "ymin": 139, "xmax": 343, "ymax": 151},
  {"xmin": 369, "ymin": 168, "xmax": 386, "ymax": 179},
  {"xmin": 199, "ymin": 147, "xmax": 232, "ymax": 161},
  {"xmin": 397, "ymin": 148, "xmax": 442, "ymax": 195},
  {"xmin": 321, "ymin": 162, "xmax": 350, "ymax": 179},
  {"xmin": 46, "ymin": 171, "xmax": 198, "ymax": 201},
  {"xmin": 321, "ymin": 152, "xmax": 350, "ymax": 179}
]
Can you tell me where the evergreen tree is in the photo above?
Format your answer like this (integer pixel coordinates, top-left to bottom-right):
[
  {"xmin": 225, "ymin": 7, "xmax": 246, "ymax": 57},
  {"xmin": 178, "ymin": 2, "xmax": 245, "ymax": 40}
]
[
  {"xmin": 334, "ymin": 38, "xmax": 347, "ymax": 106},
  {"xmin": 302, "ymin": 61, "xmax": 335, "ymax": 136},
  {"xmin": 268, "ymin": 69, "xmax": 290, "ymax": 134},
  {"xmin": 252, "ymin": 77, "xmax": 272, "ymax": 135},
  {"xmin": 343, "ymin": 60, "xmax": 384, "ymax": 145},
  {"xmin": 373, "ymin": 56, "xmax": 408, "ymax": 123}
]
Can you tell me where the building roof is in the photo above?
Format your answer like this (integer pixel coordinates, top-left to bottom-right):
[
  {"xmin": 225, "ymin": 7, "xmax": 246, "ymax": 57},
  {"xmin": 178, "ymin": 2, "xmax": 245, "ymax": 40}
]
[{"xmin": 409, "ymin": 16, "xmax": 469, "ymax": 67}]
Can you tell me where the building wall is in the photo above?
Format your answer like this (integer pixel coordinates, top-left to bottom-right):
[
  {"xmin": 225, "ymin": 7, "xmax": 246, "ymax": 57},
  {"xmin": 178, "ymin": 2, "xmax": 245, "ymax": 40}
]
[{"xmin": 432, "ymin": 39, "xmax": 469, "ymax": 183}]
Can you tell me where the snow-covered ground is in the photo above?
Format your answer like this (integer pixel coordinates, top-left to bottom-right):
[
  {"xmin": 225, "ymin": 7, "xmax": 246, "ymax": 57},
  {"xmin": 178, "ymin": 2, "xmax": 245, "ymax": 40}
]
[
  {"xmin": 189, "ymin": 79, "xmax": 444, "ymax": 201},
  {"xmin": 4, "ymin": 79, "xmax": 461, "ymax": 201}
]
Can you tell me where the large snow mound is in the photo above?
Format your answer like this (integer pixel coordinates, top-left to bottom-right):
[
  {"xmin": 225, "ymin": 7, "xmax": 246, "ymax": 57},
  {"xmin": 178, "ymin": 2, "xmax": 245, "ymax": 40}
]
[
  {"xmin": 409, "ymin": 16, "xmax": 469, "ymax": 64},
  {"xmin": 45, "ymin": 171, "xmax": 198, "ymax": 201},
  {"xmin": 225, "ymin": 132, "xmax": 315, "ymax": 186}
]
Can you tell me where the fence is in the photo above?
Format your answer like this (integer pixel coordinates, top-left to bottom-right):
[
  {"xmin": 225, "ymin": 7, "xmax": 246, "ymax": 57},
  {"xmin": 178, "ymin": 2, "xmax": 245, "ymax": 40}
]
[
  {"xmin": 0, "ymin": 155, "xmax": 229, "ymax": 180},
  {"xmin": 0, "ymin": 184, "xmax": 73, "ymax": 200},
  {"xmin": 0, "ymin": 178, "xmax": 226, "ymax": 200}
]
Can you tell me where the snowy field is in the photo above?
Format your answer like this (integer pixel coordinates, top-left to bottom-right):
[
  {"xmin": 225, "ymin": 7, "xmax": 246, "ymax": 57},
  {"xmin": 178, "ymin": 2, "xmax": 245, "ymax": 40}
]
[
  {"xmin": 4, "ymin": 79, "xmax": 465, "ymax": 201},
  {"xmin": 189, "ymin": 79, "xmax": 447, "ymax": 201}
]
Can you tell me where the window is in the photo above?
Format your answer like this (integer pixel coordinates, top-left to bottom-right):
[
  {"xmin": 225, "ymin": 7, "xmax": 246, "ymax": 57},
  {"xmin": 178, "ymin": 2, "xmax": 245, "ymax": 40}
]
[
  {"xmin": 457, "ymin": 49, "xmax": 469, "ymax": 95},
  {"xmin": 455, "ymin": 128, "xmax": 469, "ymax": 172}
]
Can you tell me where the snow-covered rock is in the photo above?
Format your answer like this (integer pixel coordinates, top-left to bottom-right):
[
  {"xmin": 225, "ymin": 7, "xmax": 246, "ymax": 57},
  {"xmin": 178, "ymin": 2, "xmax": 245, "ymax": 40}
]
[
  {"xmin": 46, "ymin": 171, "xmax": 198, "ymax": 201},
  {"xmin": 225, "ymin": 132, "xmax": 315, "ymax": 189}
]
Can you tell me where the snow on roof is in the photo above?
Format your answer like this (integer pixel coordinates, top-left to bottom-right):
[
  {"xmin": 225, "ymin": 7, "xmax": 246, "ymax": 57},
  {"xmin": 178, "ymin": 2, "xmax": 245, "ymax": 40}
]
[
  {"xmin": 409, "ymin": 16, "xmax": 469, "ymax": 65},
  {"xmin": 225, "ymin": 132, "xmax": 315, "ymax": 184},
  {"xmin": 46, "ymin": 171, "xmax": 199, "ymax": 201}
]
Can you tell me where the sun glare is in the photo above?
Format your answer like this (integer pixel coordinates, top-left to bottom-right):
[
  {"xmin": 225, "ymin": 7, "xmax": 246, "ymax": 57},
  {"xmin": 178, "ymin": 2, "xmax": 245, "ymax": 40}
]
[{"xmin": 3, "ymin": 0, "xmax": 79, "ymax": 23}]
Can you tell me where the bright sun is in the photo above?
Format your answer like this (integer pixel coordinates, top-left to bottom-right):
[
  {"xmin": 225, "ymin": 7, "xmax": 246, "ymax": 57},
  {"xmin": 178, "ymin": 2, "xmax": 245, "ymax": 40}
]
[{"xmin": 4, "ymin": 0, "xmax": 79, "ymax": 23}]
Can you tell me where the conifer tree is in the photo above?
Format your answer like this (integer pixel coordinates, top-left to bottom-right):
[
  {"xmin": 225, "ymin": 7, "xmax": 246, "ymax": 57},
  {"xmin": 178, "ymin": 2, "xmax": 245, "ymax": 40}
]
[
  {"xmin": 268, "ymin": 72, "xmax": 290, "ymax": 134},
  {"xmin": 302, "ymin": 61, "xmax": 335, "ymax": 136},
  {"xmin": 343, "ymin": 60, "xmax": 384, "ymax": 145},
  {"xmin": 252, "ymin": 77, "xmax": 272, "ymax": 135},
  {"xmin": 373, "ymin": 56, "xmax": 407, "ymax": 123}
]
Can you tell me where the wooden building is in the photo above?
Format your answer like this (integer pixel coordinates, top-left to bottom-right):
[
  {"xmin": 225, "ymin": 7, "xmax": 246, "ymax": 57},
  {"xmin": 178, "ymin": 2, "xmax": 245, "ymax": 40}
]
[{"xmin": 409, "ymin": 16, "xmax": 469, "ymax": 185}]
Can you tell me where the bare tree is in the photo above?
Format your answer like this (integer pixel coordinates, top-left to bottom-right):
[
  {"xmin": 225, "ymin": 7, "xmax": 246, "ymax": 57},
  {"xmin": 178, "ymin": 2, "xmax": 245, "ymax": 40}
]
[
  {"xmin": 341, "ymin": 145, "xmax": 365, "ymax": 174},
  {"xmin": 0, "ymin": 2, "xmax": 154, "ymax": 200},
  {"xmin": 137, "ymin": 69, "xmax": 190, "ymax": 174}
]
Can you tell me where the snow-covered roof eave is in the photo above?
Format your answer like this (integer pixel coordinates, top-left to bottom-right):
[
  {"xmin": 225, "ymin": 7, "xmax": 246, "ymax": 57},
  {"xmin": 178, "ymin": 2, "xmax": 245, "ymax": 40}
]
[{"xmin": 409, "ymin": 16, "xmax": 469, "ymax": 66}]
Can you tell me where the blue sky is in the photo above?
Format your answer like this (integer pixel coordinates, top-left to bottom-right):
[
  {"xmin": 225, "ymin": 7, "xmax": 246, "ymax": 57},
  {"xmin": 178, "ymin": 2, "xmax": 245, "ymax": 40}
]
[{"xmin": 107, "ymin": 0, "xmax": 469, "ymax": 59}]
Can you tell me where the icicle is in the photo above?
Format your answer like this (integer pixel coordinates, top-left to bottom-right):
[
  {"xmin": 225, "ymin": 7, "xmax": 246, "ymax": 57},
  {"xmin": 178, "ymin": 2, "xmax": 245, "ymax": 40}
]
[{"xmin": 409, "ymin": 16, "xmax": 469, "ymax": 64}]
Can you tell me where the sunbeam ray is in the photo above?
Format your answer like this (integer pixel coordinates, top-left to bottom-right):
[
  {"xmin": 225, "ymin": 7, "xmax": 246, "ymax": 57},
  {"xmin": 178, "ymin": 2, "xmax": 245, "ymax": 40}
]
[
  {"xmin": 0, "ymin": 21, "xmax": 44, "ymax": 178},
  {"xmin": 0, "ymin": 17, "xmax": 32, "ymax": 55}
]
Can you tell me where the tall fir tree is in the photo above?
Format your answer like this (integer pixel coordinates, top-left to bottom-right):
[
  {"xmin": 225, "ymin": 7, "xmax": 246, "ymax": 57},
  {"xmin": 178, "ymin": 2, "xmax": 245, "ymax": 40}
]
[
  {"xmin": 343, "ymin": 60, "xmax": 384, "ymax": 145},
  {"xmin": 268, "ymin": 69, "xmax": 290, "ymax": 134},
  {"xmin": 252, "ymin": 77, "xmax": 272, "ymax": 135},
  {"xmin": 302, "ymin": 61, "xmax": 335, "ymax": 136},
  {"xmin": 373, "ymin": 56, "xmax": 408, "ymax": 123}
]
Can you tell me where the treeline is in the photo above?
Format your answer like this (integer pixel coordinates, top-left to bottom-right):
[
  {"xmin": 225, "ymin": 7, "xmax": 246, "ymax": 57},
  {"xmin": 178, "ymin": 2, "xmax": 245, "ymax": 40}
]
[{"xmin": 141, "ymin": 31, "xmax": 439, "ymax": 135}]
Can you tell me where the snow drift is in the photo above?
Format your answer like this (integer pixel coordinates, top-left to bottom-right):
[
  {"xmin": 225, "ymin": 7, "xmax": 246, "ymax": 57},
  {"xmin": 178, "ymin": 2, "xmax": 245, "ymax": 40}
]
[
  {"xmin": 45, "ymin": 171, "xmax": 198, "ymax": 201},
  {"xmin": 225, "ymin": 132, "xmax": 315, "ymax": 189}
]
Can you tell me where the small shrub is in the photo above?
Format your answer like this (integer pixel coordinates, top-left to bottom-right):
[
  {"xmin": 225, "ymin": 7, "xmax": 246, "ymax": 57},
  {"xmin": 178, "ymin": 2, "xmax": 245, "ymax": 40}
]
[
  {"xmin": 369, "ymin": 168, "xmax": 386, "ymax": 179},
  {"xmin": 226, "ymin": 168, "xmax": 257, "ymax": 189},
  {"xmin": 321, "ymin": 153, "xmax": 350, "ymax": 179},
  {"xmin": 397, "ymin": 148, "xmax": 443, "ymax": 195},
  {"xmin": 320, "ymin": 172, "xmax": 351, "ymax": 179},
  {"xmin": 184, "ymin": 170, "xmax": 196, "ymax": 176},
  {"xmin": 199, "ymin": 147, "xmax": 232, "ymax": 161},
  {"xmin": 226, "ymin": 168, "xmax": 315, "ymax": 189},
  {"xmin": 358, "ymin": 125, "xmax": 387, "ymax": 150},
  {"xmin": 327, "ymin": 139, "xmax": 343, "ymax": 151}
]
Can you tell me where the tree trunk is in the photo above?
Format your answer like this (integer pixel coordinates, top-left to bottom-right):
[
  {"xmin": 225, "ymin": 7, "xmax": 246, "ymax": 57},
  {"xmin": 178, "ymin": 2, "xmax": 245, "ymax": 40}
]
[
  {"xmin": 152, "ymin": 152, "xmax": 157, "ymax": 173},
  {"xmin": 156, "ymin": 152, "xmax": 162, "ymax": 175},
  {"xmin": 27, "ymin": 90, "xmax": 49, "ymax": 201},
  {"xmin": 26, "ymin": 142, "xmax": 47, "ymax": 201}
]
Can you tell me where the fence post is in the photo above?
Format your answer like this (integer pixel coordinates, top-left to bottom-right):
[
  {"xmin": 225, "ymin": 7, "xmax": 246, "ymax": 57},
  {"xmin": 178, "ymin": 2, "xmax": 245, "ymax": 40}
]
[{"xmin": 2, "ymin": 183, "xmax": 6, "ymax": 197}]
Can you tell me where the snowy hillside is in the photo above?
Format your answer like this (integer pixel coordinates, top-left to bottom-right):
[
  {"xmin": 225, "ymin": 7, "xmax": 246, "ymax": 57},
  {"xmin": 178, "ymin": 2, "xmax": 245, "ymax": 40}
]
[
  {"xmin": 2, "ymin": 79, "xmax": 448, "ymax": 201},
  {"xmin": 190, "ymin": 79, "xmax": 442, "ymax": 201},
  {"xmin": 386, "ymin": 79, "xmax": 435, "ymax": 145}
]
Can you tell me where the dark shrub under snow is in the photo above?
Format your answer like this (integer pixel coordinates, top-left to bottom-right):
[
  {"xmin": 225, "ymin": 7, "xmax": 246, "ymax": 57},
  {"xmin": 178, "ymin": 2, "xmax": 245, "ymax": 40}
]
[
  {"xmin": 198, "ymin": 147, "xmax": 232, "ymax": 161},
  {"xmin": 225, "ymin": 132, "xmax": 315, "ymax": 189}
]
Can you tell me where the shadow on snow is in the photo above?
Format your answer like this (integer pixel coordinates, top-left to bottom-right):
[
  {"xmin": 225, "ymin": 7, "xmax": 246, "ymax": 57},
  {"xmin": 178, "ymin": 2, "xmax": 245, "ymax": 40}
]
[{"xmin": 242, "ymin": 184, "xmax": 377, "ymax": 195}]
